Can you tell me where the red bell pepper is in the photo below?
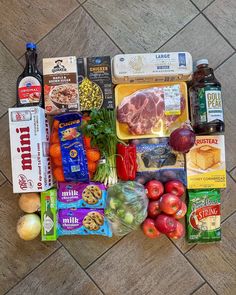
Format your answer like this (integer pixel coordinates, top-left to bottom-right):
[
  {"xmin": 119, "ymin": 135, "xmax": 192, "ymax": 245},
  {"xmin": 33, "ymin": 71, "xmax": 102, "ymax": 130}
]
[{"xmin": 117, "ymin": 143, "xmax": 137, "ymax": 180}]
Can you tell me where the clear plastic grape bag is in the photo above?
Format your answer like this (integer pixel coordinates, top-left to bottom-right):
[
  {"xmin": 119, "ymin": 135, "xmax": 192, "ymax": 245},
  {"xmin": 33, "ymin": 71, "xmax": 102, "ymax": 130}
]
[{"xmin": 105, "ymin": 181, "xmax": 148, "ymax": 236}]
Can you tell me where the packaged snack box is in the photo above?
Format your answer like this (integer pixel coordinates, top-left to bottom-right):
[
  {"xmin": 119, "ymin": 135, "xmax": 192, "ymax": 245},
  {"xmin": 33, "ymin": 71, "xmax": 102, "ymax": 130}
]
[
  {"xmin": 9, "ymin": 107, "xmax": 53, "ymax": 193},
  {"xmin": 43, "ymin": 56, "xmax": 79, "ymax": 115},
  {"xmin": 187, "ymin": 189, "xmax": 221, "ymax": 243},
  {"xmin": 57, "ymin": 208, "xmax": 112, "ymax": 237},
  {"xmin": 57, "ymin": 182, "xmax": 107, "ymax": 209},
  {"xmin": 186, "ymin": 135, "xmax": 226, "ymax": 189}
]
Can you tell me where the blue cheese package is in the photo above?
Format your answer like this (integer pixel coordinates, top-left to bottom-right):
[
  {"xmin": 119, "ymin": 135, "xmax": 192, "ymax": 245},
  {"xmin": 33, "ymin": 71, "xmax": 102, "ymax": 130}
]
[
  {"xmin": 57, "ymin": 208, "xmax": 112, "ymax": 237},
  {"xmin": 131, "ymin": 138, "xmax": 186, "ymax": 185},
  {"xmin": 55, "ymin": 113, "xmax": 89, "ymax": 182}
]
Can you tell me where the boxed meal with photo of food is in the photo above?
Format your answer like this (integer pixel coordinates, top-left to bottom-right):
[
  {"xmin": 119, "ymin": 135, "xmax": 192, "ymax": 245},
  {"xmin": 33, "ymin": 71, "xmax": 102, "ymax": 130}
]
[
  {"xmin": 186, "ymin": 135, "xmax": 226, "ymax": 189},
  {"xmin": 78, "ymin": 56, "xmax": 114, "ymax": 111},
  {"xmin": 43, "ymin": 56, "xmax": 79, "ymax": 115}
]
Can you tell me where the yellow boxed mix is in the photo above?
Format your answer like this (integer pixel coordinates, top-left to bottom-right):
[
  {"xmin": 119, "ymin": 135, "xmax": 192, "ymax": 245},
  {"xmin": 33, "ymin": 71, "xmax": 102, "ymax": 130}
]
[{"xmin": 186, "ymin": 135, "xmax": 226, "ymax": 189}]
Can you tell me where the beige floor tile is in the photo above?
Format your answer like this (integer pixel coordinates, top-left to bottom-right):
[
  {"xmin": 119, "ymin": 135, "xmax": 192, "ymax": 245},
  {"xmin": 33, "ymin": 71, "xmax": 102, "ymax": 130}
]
[
  {"xmin": 186, "ymin": 212, "xmax": 236, "ymax": 295},
  {"xmin": 0, "ymin": 0, "xmax": 79, "ymax": 59},
  {"xmin": 30, "ymin": 7, "xmax": 120, "ymax": 71},
  {"xmin": 0, "ymin": 43, "xmax": 22, "ymax": 117},
  {"xmin": 193, "ymin": 283, "xmax": 216, "ymax": 295},
  {"xmin": 221, "ymin": 174, "xmax": 236, "ymax": 222},
  {"xmin": 0, "ymin": 182, "xmax": 60, "ymax": 294},
  {"xmin": 192, "ymin": 0, "xmax": 213, "ymax": 10},
  {"xmin": 0, "ymin": 113, "xmax": 12, "ymax": 183},
  {"xmin": 215, "ymin": 54, "xmax": 236, "ymax": 170},
  {"xmin": 84, "ymin": 0, "xmax": 198, "ymax": 53},
  {"xmin": 7, "ymin": 247, "xmax": 102, "ymax": 295},
  {"xmin": 60, "ymin": 235, "xmax": 121, "ymax": 268},
  {"xmin": 87, "ymin": 229, "xmax": 204, "ymax": 295},
  {"xmin": 160, "ymin": 14, "xmax": 234, "ymax": 69},
  {"xmin": 205, "ymin": 0, "xmax": 236, "ymax": 48}
]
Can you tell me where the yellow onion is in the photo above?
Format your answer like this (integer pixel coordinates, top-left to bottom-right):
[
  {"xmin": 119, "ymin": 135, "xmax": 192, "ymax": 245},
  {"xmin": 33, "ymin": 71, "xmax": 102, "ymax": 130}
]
[
  {"xmin": 19, "ymin": 193, "xmax": 40, "ymax": 213},
  {"xmin": 17, "ymin": 214, "xmax": 41, "ymax": 241}
]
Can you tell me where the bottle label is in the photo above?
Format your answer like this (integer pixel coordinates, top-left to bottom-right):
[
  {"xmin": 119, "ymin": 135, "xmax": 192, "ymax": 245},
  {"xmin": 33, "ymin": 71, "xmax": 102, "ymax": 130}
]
[
  {"xmin": 18, "ymin": 77, "xmax": 41, "ymax": 104},
  {"xmin": 43, "ymin": 215, "xmax": 54, "ymax": 233},
  {"xmin": 198, "ymin": 86, "xmax": 224, "ymax": 124}
]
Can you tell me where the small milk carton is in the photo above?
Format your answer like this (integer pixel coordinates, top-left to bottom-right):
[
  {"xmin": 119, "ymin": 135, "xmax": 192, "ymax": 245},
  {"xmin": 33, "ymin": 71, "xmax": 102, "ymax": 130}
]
[
  {"xmin": 186, "ymin": 135, "xmax": 226, "ymax": 189},
  {"xmin": 9, "ymin": 107, "xmax": 53, "ymax": 193}
]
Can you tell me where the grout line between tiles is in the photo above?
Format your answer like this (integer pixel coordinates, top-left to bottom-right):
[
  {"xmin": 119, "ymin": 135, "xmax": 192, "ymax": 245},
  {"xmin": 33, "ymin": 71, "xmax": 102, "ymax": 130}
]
[
  {"xmin": 214, "ymin": 51, "xmax": 236, "ymax": 71},
  {"xmin": 0, "ymin": 180, "xmax": 7, "ymax": 187},
  {"xmin": 168, "ymin": 238, "xmax": 219, "ymax": 294},
  {"xmin": 62, "ymin": 247, "xmax": 105, "ymax": 295},
  {"xmin": 228, "ymin": 165, "xmax": 236, "ymax": 173},
  {"xmin": 155, "ymin": 12, "xmax": 201, "ymax": 52},
  {"xmin": 190, "ymin": 0, "xmax": 216, "ymax": 12},
  {"xmin": 4, "ymin": 245, "xmax": 62, "ymax": 295},
  {"xmin": 0, "ymin": 40, "xmax": 24, "ymax": 69},
  {"xmin": 85, "ymin": 235, "xmax": 128, "ymax": 270},
  {"xmin": 17, "ymin": 4, "xmax": 81, "ymax": 62},
  {"xmin": 189, "ymin": 281, "xmax": 206, "ymax": 295},
  {"xmin": 190, "ymin": 0, "xmax": 236, "ymax": 51},
  {"xmin": 226, "ymin": 171, "xmax": 236, "ymax": 184},
  {"xmin": 222, "ymin": 209, "xmax": 236, "ymax": 225},
  {"xmin": 81, "ymin": 6, "xmax": 124, "ymax": 54}
]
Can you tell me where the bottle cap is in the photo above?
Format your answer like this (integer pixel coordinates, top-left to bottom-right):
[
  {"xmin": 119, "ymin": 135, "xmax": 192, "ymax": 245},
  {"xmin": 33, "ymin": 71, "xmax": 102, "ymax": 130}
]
[
  {"xmin": 26, "ymin": 42, "xmax": 36, "ymax": 50},
  {"xmin": 196, "ymin": 59, "xmax": 208, "ymax": 67}
]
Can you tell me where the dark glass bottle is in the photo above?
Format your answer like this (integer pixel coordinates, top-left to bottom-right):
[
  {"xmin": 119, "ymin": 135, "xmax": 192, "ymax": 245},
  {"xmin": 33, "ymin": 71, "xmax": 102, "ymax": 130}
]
[
  {"xmin": 189, "ymin": 59, "xmax": 224, "ymax": 134},
  {"xmin": 17, "ymin": 42, "xmax": 43, "ymax": 107}
]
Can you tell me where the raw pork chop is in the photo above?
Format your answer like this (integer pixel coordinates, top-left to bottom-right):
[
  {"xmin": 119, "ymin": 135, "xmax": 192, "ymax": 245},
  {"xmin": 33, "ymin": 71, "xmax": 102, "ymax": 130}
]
[{"xmin": 117, "ymin": 87, "xmax": 185, "ymax": 135}]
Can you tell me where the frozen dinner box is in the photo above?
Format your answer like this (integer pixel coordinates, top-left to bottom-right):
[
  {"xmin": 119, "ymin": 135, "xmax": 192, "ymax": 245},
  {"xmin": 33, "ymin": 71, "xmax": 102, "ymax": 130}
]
[
  {"xmin": 112, "ymin": 52, "xmax": 193, "ymax": 84},
  {"xmin": 43, "ymin": 56, "xmax": 79, "ymax": 115},
  {"xmin": 186, "ymin": 135, "xmax": 226, "ymax": 189},
  {"xmin": 9, "ymin": 107, "xmax": 53, "ymax": 193}
]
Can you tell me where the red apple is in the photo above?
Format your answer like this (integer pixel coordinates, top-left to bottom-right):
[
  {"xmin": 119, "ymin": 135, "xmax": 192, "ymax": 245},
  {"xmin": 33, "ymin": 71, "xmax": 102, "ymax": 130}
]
[
  {"xmin": 167, "ymin": 221, "xmax": 185, "ymax": 239},
  {"xmin": 159, "ymin": 193, "xmax": 182, "ymax": 215},
  {"xmin": 145, "ymin": 180, "xmax": 164, "ymax": 200},
  {"xmin": 148, "ymin": 200, "xmax": 162, "ymax": 219},
  {"xmin": 173, "ymin": 201, "xmax": 187, "ymax": 219},
  {"xmin": 142, "ymin": 218, "xmax": 161, "ymax": 238},
  {"xmin": 155, "ymin": 214, "xmax": 177, "ymax": 234},
  {"xmin": 164, "ymin": 180, "xmax": 185, "ymax": 198}
]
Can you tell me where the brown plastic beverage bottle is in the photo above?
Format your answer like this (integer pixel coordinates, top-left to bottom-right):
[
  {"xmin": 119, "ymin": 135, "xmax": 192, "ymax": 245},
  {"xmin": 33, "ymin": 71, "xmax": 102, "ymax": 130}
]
[
  {"xmin": 189, "ymin": 59, "xmax": 224, "ymax": 134},
  {"xmin": 17, "ymin": 43, "xmax": 43, "ymax": 107}
]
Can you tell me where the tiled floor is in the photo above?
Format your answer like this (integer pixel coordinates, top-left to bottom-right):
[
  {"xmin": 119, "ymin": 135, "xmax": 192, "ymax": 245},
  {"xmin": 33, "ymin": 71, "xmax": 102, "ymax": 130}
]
[{"xmin": 0, "ymin": 0, "xmax": 236, "ymax": 294}]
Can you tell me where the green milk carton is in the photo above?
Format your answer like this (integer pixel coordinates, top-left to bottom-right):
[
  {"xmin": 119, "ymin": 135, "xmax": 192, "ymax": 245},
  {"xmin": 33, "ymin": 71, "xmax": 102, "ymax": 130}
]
[{"xmin": 41, "ymin": 188, "xmax": 57, "ymax": 241}]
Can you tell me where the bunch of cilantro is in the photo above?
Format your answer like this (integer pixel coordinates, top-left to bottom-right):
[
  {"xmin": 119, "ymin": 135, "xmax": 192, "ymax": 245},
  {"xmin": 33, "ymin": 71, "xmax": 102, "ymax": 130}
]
[{"xmin": 81, "ymin": 109, "xmax": 118, "ymax": 186}]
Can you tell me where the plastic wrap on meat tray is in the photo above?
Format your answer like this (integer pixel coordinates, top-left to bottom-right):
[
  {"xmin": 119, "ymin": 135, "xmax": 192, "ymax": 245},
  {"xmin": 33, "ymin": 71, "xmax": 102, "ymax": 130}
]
[
  {"xmin": 131, "ymin": 138, "xmax": 187, "ymax": 185},
  {"xmin": 115, "ymin": 82, "xmax": 188, "ymax": 140}
]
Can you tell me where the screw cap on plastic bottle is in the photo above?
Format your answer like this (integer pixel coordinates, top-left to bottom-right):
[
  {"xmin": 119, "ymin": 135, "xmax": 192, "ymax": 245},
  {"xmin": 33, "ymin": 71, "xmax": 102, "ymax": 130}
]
[
  {"xmin": 26, "ymin": 42, "xmax": 36, "ymax": 50},
  {"xmin": 196, "ymin": 59, "xmax": 208, "ymax": 67}
]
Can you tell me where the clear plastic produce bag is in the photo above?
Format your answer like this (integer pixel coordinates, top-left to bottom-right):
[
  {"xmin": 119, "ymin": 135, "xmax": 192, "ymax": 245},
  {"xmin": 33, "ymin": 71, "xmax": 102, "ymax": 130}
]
[{"xmin": 105, "ymin": 181, "xmax": 148, "ymax": 236}]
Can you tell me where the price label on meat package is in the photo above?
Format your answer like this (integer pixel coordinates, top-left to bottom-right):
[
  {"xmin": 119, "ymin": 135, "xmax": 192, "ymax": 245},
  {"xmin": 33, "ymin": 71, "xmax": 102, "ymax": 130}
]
[{"xmin": 163, "ymin": 84, "xmax": 181, "ymax": 116}]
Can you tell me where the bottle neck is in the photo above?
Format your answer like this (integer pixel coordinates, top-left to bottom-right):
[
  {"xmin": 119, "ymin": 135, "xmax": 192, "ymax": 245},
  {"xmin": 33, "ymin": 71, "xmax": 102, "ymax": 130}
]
[{"xmin": 25, "ymin": 49, "xmax": 38, "ymax": 74}]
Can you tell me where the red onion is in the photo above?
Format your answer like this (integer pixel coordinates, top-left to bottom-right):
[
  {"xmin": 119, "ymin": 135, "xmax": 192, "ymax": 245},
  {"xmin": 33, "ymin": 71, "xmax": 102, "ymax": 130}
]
[{"xmin": 169, "ymin": 127, "xmax": 196, "ymax": 153}]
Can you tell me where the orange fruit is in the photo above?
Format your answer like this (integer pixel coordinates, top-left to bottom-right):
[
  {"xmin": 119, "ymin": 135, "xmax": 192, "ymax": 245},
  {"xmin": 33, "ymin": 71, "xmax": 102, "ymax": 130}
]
[
  {"xmin": 50, "ymin": 132, "xmax": 60, "ymax": 144},
  {"xmin": 50, "ymin": 143, "xmax": 61, "ymax": 158},
  {"xmin": 53, "ymin": 120, "xmax": 60, "ymax": 130},
  {"xmin": 83, "ymin": 136, "xmax": 91, "ymax": 149},
  {"xmin": 82, "ymin": 115, "xmax": 91, "ymax": 122},
  {"xmin": 89, "ymin": 171, "xmax": 94, "ymax": 180},
  {"xmin": 53, "ymin": 157, "xmax": 62, "ymax": 166},
  {"xmin": 86, "ymin": 149, "xmax": 100, "ymax": 162},
  {"xmin": 53, "ymin": 167, "xmax": 65, "ymax": 182},
  {"xmin": 87, "ymin": 161, "xmax": 97, "ymax": 173}
]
